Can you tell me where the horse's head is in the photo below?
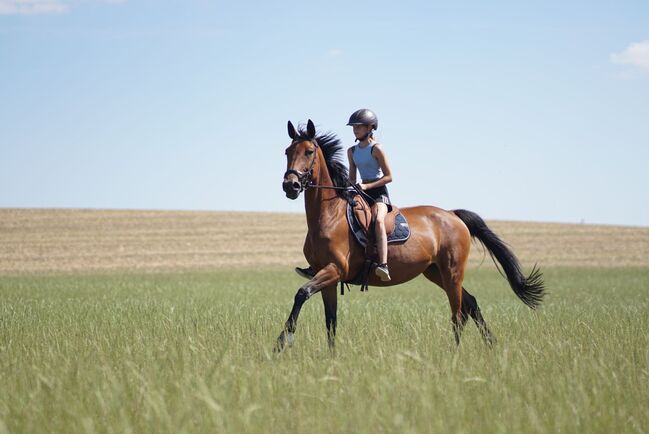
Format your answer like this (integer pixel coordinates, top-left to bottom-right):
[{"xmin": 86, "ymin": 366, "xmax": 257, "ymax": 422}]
[{"xmin": 283, "ymin": 119, "xmax": 319, "ymax": 199}]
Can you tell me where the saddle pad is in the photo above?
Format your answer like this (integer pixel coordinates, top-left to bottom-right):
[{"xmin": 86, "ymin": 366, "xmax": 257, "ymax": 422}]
[{"xmin": 346, "ymin": 203, "xmax": 411, "ymax": 248}]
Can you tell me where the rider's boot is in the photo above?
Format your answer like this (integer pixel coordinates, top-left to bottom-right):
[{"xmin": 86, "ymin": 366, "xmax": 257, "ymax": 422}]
[{"xmin": 375, "ymin": 263, "xmax": 391, "ymax": 282}]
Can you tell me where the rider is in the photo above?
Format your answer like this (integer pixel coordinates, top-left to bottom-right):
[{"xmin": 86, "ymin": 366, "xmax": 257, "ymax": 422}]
[
  {"xmin": 295, "ymin": 108, "xmax": 394, "ymax": 282},
  {"xmin": 347, "ymin": 108, "xmax": 393, "ymax": 281}
]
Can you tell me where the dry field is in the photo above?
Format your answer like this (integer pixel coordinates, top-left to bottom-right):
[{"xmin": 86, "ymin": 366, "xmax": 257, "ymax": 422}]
[{"xmin": 1, "ymin": 208, "xmax": 648, "ymax": 274}]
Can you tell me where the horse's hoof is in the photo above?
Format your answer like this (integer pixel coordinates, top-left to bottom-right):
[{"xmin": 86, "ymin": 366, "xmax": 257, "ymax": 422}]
[
  {"xmin": 485, "ymin": 334, "xmax": 497, "ymax": 347},
  {"xmin": 274, "ymin": 332, "xmax": 286, "ymax": 353},
  {"xmin": 274, "ymin": 332, "xmax": 294, "ymax": 353}
]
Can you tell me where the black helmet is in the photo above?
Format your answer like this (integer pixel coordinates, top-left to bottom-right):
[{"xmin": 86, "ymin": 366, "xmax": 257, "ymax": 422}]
[{"xmin": 347, "ymin": 108, "xmax": 378, "ymax": 130}]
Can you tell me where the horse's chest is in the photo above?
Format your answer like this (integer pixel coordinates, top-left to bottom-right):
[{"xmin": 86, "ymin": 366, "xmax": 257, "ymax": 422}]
[{"xmin": 303, "ymin": 231, "xmax": 338, "ymax": 261}]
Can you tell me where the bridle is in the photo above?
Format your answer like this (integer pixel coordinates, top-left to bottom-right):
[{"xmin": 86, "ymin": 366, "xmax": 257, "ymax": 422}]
[
  {"xmin": 283, "ymin": 139, "xmax": 352, "ymax": 192},
  {"xmin": 283, "ymin": 139, "xmax": 319, "ymax": 193}
]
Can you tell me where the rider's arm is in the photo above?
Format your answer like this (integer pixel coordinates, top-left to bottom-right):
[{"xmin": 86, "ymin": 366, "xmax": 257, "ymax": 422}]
[
  {"xmin": 361, "ymin": 144, "xmax": 392, "ymax": 190},
  {"xmin": 347, "ymin": 147, "xmax": 357, "ymax": 185}
]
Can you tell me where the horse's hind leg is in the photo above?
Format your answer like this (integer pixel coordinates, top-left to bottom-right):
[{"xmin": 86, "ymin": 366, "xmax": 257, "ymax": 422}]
[
  {"xmin": 424, "ymin": 264, "xmax": 495, "ymax": 346},
  {"xmin": 461, "ymin": 288, "xmax": 496, "ymax": 345},
  {"xmin": 423, "ymin": 265, "xmax": 464, "ymax": 345}
]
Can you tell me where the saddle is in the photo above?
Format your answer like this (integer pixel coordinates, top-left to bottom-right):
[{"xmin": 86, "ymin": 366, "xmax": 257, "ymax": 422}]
[
  {"xmin": 341, "ymin": 188, "xmax": 410, "ymax": 293},
  {"xmin": 346, "ymin": 198, "xmax": 410, "ymax": 249}
]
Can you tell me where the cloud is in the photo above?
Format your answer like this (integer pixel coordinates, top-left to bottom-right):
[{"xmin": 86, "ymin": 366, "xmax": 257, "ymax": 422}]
[
  {"xmin": 0, "ymin": 0, "xmax": 68, "ymax": 15},
  {"xmin": 0, "ymin": 0, "xmax": 126, "ymax": 15},
  {"xmin": 610, "ymin": 40, "xmax": 649, "ymax": 72},
  {"xmin": 328, "ymin": 48, "xmax": 343, "ymax": 58}
]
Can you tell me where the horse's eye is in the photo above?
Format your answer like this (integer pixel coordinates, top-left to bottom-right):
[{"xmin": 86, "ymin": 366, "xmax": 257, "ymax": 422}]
[{"xmin": 305, "ymin": 150, "xmax": 314, "ymax": 157}]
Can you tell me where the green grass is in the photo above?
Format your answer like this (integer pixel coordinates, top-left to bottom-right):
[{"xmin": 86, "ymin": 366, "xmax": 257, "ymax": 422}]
[{"xmin": 1, "ymin": 268, "xmax": 648, "ymax": 433}]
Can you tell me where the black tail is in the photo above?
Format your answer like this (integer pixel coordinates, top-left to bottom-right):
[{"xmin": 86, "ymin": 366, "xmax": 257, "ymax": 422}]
[{"xmin": 453, "ymin": 209, "xmax": 545, "ymax": 309}]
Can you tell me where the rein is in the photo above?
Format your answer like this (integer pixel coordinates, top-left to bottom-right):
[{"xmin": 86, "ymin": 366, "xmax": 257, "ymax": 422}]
[{"xmin": 308, "ymin": 183, "xmax": 353, "ymax": 190}]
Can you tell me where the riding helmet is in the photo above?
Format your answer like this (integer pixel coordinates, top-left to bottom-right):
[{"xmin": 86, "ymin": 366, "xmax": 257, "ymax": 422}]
[{"xmin": 347, "ymin": 108, "xmax": 378, "ymax": 130}]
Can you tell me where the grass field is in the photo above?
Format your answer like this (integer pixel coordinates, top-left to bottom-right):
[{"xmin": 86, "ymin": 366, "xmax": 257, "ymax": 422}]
[{"xmin": 1, "ymin": 210, "xmax": 648, "ymax": 433}]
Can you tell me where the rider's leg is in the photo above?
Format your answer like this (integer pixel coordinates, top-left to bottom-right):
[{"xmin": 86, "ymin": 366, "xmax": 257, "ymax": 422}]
[
  {"xmin": 375, "ymin": 203, "xmax": 388, "ymax": 264},
  {"xmin": 374, "ymin": 203, "xmax": 390, "ymax": 281}
]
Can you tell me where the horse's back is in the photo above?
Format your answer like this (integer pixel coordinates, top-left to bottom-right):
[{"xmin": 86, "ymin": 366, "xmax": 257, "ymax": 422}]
[
  {"xmin": 400, "ymin": 205, "xmax": 464, "ymax": 229},
  {"xmin": 398, "ymin": 205, "xmax": 472, "ymax": 256}
]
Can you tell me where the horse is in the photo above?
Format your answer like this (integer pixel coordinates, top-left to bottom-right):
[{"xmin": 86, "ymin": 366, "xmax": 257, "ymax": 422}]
[{"xmin": 277, "ymin": 119, "xmax": 544, "ymax": 350}]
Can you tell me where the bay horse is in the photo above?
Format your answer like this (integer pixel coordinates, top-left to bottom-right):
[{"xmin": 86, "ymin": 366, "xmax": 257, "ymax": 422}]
[{"xmin": 278, "ymin": 119, "xmax": 544, "ymax": 350}]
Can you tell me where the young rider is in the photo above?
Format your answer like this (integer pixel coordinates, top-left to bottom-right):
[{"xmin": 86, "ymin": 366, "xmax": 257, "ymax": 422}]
[
  {"xmin": 346, "ymin": 108, "xmax": 393, "ymax": 281},
  {"xmin": 295, "ymin": 109, "xmax": 394, "ymax": 282}
]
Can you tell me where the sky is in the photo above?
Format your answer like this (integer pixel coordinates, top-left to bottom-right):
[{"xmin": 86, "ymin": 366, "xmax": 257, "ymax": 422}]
[{"xmin": 1, "ymin": 0, "xmax": 648, "ymax": 226}]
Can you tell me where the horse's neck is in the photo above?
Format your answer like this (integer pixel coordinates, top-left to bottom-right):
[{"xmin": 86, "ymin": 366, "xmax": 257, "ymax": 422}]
[
  {"xmin": 304, "ymin": 190, "xmax": 345, "ymax": 232},
  {"xmin": 304, "ymin": 162, "xmax": 344, "ymax": 233}
]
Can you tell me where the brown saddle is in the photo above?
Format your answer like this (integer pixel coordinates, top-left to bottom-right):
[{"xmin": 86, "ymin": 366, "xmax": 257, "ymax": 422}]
[
  {"xmin": 341, "ymin": 191, "xmax": 410, "ymax": 294},
  {"xmin": 345, "ymin": 192, "xmax": 411, "ymax": 250}
]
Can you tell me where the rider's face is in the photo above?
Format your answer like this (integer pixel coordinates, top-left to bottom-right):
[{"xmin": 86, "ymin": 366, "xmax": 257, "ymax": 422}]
[{"xmin": 352, "ymin": 124, "xmax": 371, "ymax": 139}]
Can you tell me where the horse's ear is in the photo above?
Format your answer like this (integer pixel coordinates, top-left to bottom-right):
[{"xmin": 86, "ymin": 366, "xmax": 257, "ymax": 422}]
[
  {"xmin": 306, "ymin": 119, "xmax": 316, "ymax": 139},
  {"xmin": 287, "ymin": 121, "xmax": 297, "ymax": 139}
]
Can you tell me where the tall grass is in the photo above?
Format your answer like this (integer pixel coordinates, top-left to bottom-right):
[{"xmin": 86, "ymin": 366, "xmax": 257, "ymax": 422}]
[{"xmin": 1, "ymin": 268, "xmax": 648, "ymax": 433}]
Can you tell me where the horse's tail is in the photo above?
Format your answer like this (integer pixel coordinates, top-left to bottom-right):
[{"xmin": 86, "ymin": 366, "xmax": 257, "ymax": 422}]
[{"xmin": 452, "ymin": 209, "xmax": 545, "ymax": 309}]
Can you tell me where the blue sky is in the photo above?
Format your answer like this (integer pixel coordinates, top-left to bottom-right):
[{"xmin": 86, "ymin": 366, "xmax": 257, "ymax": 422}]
[{"xmin": 1, "ymin": 0, "xmax": 648, "ymax": 226}]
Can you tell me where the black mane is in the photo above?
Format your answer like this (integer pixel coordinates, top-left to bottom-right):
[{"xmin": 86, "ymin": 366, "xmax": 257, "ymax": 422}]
[{"xmin": 296, "ymin": 126, "xmax": 350, "ymax": 196}]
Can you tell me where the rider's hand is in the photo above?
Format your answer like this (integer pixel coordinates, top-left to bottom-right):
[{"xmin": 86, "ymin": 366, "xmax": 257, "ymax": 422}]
[{"xmin": 357, "ymin": 183, "xmax": 366, "ymax": 191}]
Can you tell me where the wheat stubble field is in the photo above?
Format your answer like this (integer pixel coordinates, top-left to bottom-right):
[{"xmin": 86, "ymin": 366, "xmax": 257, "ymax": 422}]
[{"xmin": 1, "ymin": 209, "xmax": 648, "ymax": 433}]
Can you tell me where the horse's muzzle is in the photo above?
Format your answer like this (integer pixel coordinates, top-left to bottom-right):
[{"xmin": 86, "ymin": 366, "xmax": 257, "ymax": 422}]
[{"xmin": 282, "ymin": 179, "xmax": 301, "ymax": 199}]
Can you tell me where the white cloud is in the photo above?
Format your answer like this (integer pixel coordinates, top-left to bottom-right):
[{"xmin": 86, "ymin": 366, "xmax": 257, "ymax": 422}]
[
  {"xmin": 0, "ymin": 0, "xmax": 68, "ymax": 15},
  {"xmin": 328, "ymin": 48, "xmax": 343, "ymax": 58},
  {"xmin": 610, "ymin": 40, "xmax": 649, "ymax": 72},
  {"xmin": 0, "ymin": 0, "xmax": 126, "ymax": 15}
]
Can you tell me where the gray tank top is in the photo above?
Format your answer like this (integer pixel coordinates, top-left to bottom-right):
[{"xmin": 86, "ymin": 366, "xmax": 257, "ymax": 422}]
[{"xmin": 352, "ymin": 143, "xmax": 383, "ymax": 181}]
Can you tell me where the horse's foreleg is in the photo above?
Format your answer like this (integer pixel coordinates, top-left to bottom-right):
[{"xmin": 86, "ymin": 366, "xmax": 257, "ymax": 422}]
[
  {"xmin": 276, "ymin": 264, "xmax": 340, "ymax": 352},
  {"xmin": 321, "ymin": 285, "xmax": 337, "ymax": 350},
  {"xmin": 275, "ymin": 284, "xmax": 311, "ymax": 351}
]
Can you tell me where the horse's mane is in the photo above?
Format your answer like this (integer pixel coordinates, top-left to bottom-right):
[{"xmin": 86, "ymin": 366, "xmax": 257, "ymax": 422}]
[{"xmin": 296, "ymin": 126, "xmax": 350, "ymax": 196}]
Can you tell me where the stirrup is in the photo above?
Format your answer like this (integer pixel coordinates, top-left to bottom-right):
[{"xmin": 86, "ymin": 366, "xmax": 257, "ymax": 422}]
[
  {"xmin": 375, "ymin": 263, "xmax": 391, "ymax": 282},
  {"xmin": 295, "ymin": 266, "xmax": 315, "ymax": 279}
]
